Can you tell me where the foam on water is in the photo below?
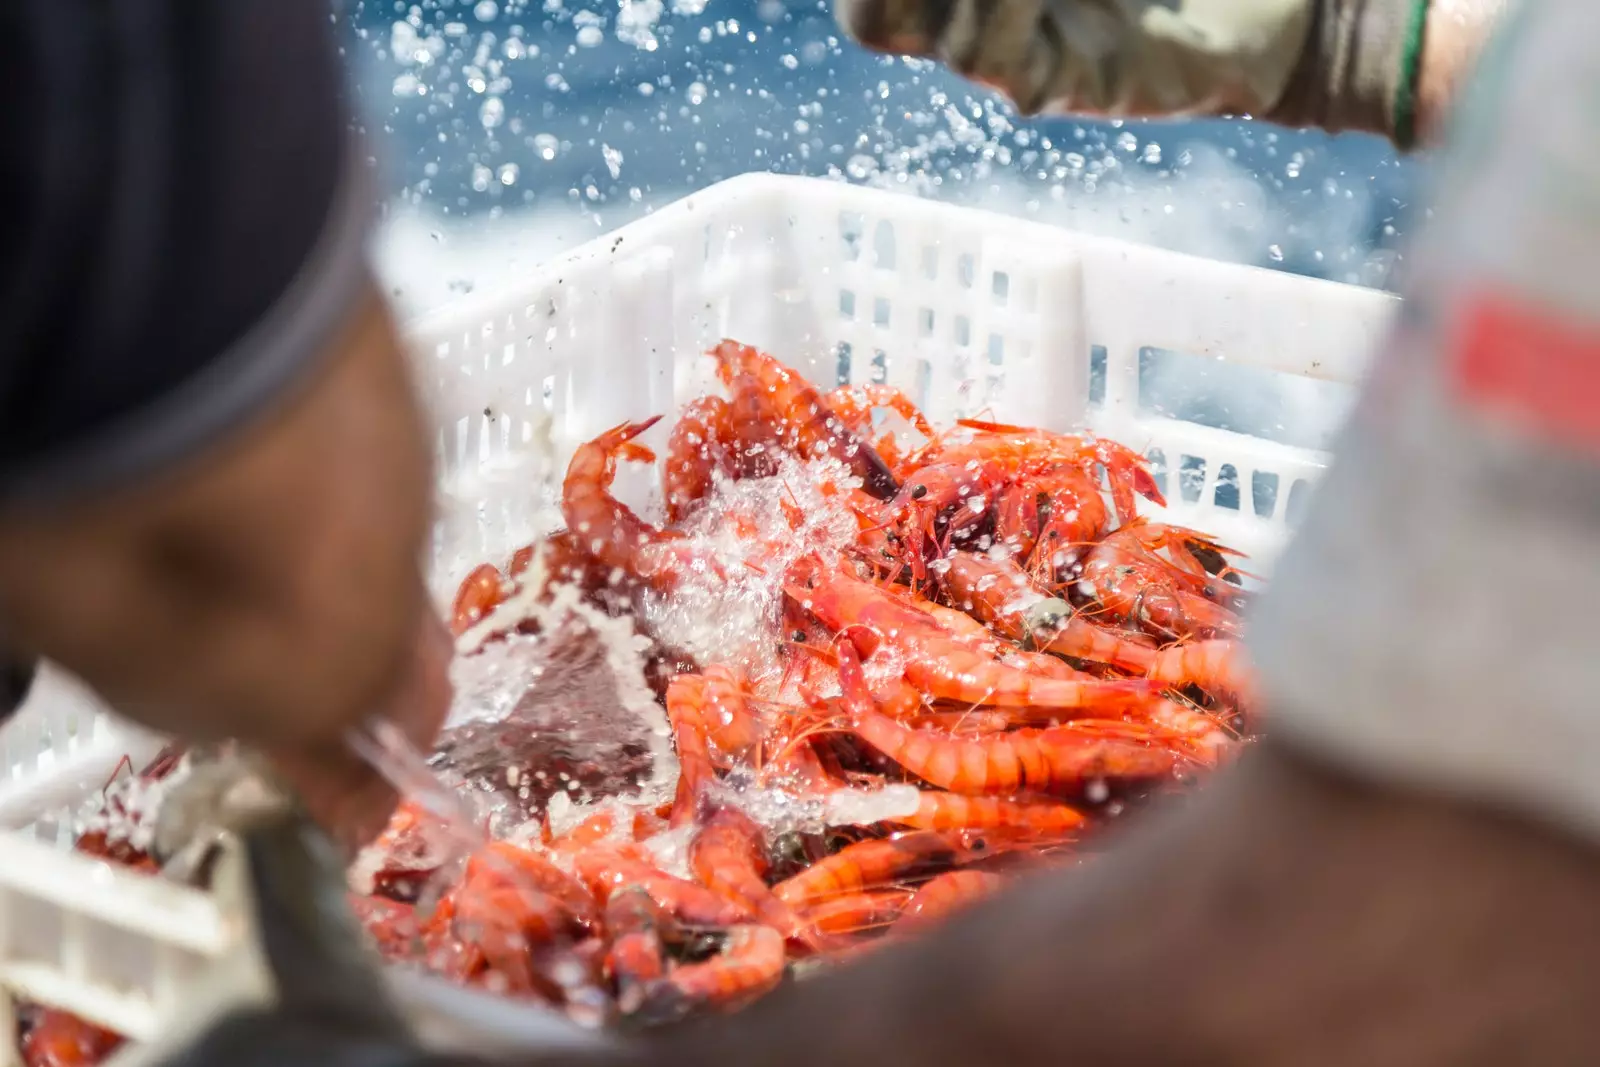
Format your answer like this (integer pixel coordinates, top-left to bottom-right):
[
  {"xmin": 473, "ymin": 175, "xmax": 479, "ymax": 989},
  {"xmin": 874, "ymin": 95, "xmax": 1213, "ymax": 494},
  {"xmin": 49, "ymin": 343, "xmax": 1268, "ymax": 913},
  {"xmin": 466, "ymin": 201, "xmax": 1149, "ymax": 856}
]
[{"xmin": 640, "ymin": 454, "xmax": 861, "ymax": 678}]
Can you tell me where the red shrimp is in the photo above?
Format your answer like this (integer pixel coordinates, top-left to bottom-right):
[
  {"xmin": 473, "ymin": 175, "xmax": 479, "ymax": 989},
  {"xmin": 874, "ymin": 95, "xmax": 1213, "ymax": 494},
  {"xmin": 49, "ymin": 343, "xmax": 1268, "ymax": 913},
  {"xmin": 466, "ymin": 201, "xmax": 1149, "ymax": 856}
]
[
  {"xmin": 451, "ymin": 562, "xmax": 509, "ymax": 635},
  {"xmin": 425, "ymin": 856, "xmax": 585, "ymax": 996},
  {"xmin": 835, "ymin": 637, "xmax": 1188, "ymax": 797},
  {"xmin": 561, "ymin": 416, "xmax": 706, "ymax": 588},
  {"xmin": 798, "ymin": 888, "xmax": 914, "ymax": 941},
  {"xmin": 788, "ymin": 562, "xmax": 1159, "ymax": 711},
  {"xmin": 21, "ymin": 1011, "xmax": 124, "ymax": 1067},
  {"xmin": 666, "ymin": 675, "xmax": 720, "ymax": 827},
  {"xmin": 1080, "ymin": 521, "xmax": 1247, "ymax": 640},
  {"xmin": 641, "ymin": 924, "xmax": 787, "ymax": 1020},
  {"xmin": 689, "ymin": 808, "xmax": 810, "ymax": 944},
  {"xmin": 573, "ymin": 846, "xmax": 753, "ymax": 928},
  {"xmin": 900, "ymin": 870, "xmax": 1005, "ymax": 928},
  {"xmin": 823, "ymin": 383, "xmax": 934, "ymax": 471},
  {"xmin": 712, "ymin": 340, "xmax": 899, "ymax": 500},
  {"xmin": 772, "ymin": 831, "xmax": 990, "ymax": 910},
  {"xmin": 603, "ymin": 889, "xmax": 670, "ymax": 1014},
  {"xmin": 663, "ymin": 395, "xmax": 739, "ymax": 522},
  {"xmin": 1147, "ymin": 638, "xmax": 1258, "ymax": 714},
  {"xmin": 1016, "ymin": 466, "xmax": 1112, "ymax": 577},
  {"xmin": 824, "ymin": 383, "xmax": 935, "ymax": 439},
  {"xmin": 893, "ymin": 791, "xmax": 1088, "ymax": 839},
  {"xmin": 951, "ymin": 419, "xmax": 1165, "ymax": 524},
  {"xmin": 877, "ymin": 460, "xmax": 1008, "ymax": 582},
  {"xmin": 348, "ymin": 893, "xmax": 421, "ymax": 962},
  {"xmin": 943, "ymin": 551, "xmax": 1157, "ymax": 674},
  {"xmin": 476, "ymin": 841, "xmax": 601, "ymax": 933}
]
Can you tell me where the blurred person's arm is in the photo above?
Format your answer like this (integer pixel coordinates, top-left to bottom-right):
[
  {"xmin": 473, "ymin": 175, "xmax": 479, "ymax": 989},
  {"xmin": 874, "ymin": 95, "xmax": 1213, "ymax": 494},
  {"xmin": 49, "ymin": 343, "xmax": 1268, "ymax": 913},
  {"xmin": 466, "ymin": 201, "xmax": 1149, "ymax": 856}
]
[
  {"xmin": 838, "ymin": 0, "xmax": 1507, "ymax": 148},
  {"xmin": 0, "ymin": 1, "xmax": 450, "ymax": 847}
]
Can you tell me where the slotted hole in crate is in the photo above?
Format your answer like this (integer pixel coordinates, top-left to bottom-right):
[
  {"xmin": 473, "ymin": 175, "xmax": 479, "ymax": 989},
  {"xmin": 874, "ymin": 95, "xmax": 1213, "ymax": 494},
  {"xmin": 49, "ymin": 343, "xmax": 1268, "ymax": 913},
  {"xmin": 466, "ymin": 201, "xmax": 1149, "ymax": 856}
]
[
  {"xmin": 870, "ymin": 349, "xmax": 888, "ymax": 384},
  {"xmin": 541, "ymin": 375, "xmax": 556, "ymax": 413},
  {"xmin": 839, "ymin": 289, "xmax": 857, "ymax": 321},
  {"xmin": 921, "ymin": 245, "xmax": 939, "ymax": 280},
  {"xmin": 96, "ymin": 920, "xmax": 157, "ymax": 992},
  {"xmin": 702, "ymin": 223, "xmax": 713, "ymax": 263},
  {"xmin": 873, "ymin": 221, "xmax": 896, "ymax": 270},
  {"xmin": 1213, "ymin": 463, "xmax": 1241, "ymax": 511},
  {"xmin": 839, "ymin": 212, "xmax": 865, "ymax": 262},
  {"xmin": 954, "ymin": 315, "xmax": 971, "ymax": 347},
  {"xmin": 914, "ymin": 357, "xmax": 934, "ymax": 409},
  {"xmin": 919, "ymin": 308, "xmax": 935, "ymax": 337},
  {"xmin": 873, "ymin": 297, "xmax": 891, "ymax": 328},
  {"xmin": 1252, "ymin": 471, "xmax": 1281, "ymax": 518},
  {"xmin": 1286, "ymin": 479, "xmax": 1313, "ymax": 525},
  {"xmin": 987, "ymin": 334, "xmax": 1005, "ymax": 366},
  {"xmin": 1089, "ymin": 346, "xmax": 1108, "ymax": 406},
  {"xmin": 957, "ymin": 253, "xmax": 976, "ymax": 289},
  {"xmin": 1178, "ymin": 455, "xmax": 1207, "ymax": 504},
  {"xmin": 12, "ymin": 893, "xmax": 62, "ymax": 964},
  {"xmin": 991, "ymin": 271, "xmax": 1010, "ymax": 307},
  {"xmin": 1142, "ymin": 448, "xmax": 1169, "ymax": 501},
  {"xmin": 835, "ymin": 341, "xmax": 853, "ymax": 386}
]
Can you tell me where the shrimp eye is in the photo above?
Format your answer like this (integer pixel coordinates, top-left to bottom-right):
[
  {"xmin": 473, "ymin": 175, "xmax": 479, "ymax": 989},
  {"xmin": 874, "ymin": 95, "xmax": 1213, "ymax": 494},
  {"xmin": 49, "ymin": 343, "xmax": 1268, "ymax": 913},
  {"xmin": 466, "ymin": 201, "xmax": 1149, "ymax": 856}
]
[
  {"xmin": 909, "ymin": 484, "xmax": 928, "ymax": 499},
  {"xmin": 970, "ymin": 838, "xmax": 988, "ymax": 852},
  {"xmin": 791, "ymin": 630, "xmax": 808, "ymax": 642}
]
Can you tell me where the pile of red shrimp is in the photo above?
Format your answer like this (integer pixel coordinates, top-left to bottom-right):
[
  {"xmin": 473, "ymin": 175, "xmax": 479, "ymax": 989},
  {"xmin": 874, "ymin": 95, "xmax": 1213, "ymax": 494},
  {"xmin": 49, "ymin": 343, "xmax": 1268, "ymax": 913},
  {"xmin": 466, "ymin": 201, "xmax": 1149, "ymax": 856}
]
[
  {"xmin": 17, "ymin": 341, "xmax": 1260, "ymax": 1066},
  {"xmin": 418, "ymin": 340, "xmax": 1258, "ymax": 1022}
]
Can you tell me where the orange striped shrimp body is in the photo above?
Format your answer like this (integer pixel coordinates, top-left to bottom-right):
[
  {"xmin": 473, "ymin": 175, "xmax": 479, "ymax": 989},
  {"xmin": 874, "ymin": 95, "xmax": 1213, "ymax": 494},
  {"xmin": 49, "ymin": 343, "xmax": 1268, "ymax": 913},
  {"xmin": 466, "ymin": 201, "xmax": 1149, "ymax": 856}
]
[
  {"xmin": 425, "ymin": 855, "xmax": 584, "ymax": 995},
  {"xmin": 824, "ymin": 383, "xmax": 933, "ymax": 471},
  {"xmin": 943, "ymin": 551, "xmax": 1156, "ymax": 674},
  {"xmin": 561, "ymin": 417, "xmax": 707, "ymax": 589},
  {"xmin": 603, "ymin": 889, "xmax": 670, "ymax": 1014},
  {"xmin": 901, "ymin": 870, "xmax": 1005, "ymax": 929},
  {"xmin": 824, "ymin": 383, "xmax": 935, "ymax": 440},
  {"xmin": 855, "ymin": 713, "xmax": 1189, "ymax": 798},
  {"xmin": 476, "ymin": 841, "xmax": 601, "ymax": 933},
  {"xmin": 573, "ymin": 846, "xmax": 753, "ymax": 929},
  {"xmin": 772, "ymin": 830, "xmax": 988, "ymax": 910},
  {"xmin": 835, "ymin": 641, "xmax": 1187, "ymax": 796},
  {"xmin": 952, "ymin": 420, "xmax": 1165, "ymax": 524},
  {"xmin": 712, "ymin": 340, "xmax": 899, "ymax": 500},
  {"xmin": 663, "ymin": 395, "xmax": 739, "ymax": 523},
  {"xmin": 895, "ymin": 791, "xmax": 1088, "ymax": 840},
  {"xmin": 21, "ymin": 1010, "xmax": 124, "ymax": 1067},
  {"xmin": 879, "ymin": 460, "xmax": 1008, "ymax": 580},
  {"xmin": 698, "ymin": 665, "xmax": 763, "ymax": 757},
  {"xmin": 799, "ymin": 888, "xmax": 914, "ymax": 942},
  {"xmin": 638, "ymin": 924, "xmax": 787, "ymax": 1022},
  {"xmin": 666, "ymin": 676, "xmax": 719, "ymax": 827},
  {"xmin": 451, "ymin": 562, "xmax": 510, "ymax": 635},
  {"xmin": 1148, "ymin": 638, "xmax": 1258, "ymax": 714},
  {"xmin": 992, "ymin": 466, "xmax": 1110, "ymax": 577},
  {"xmin": 689, "ymin": 808, "xmax": 808, "ymax": 943},
  {"xmin": 792, "ymin": 566, "xmax": 1158, "ymax": 712},
  {"xmin": 1080, "ymin": 523, "xmax": 1246, "ymax": 640}
]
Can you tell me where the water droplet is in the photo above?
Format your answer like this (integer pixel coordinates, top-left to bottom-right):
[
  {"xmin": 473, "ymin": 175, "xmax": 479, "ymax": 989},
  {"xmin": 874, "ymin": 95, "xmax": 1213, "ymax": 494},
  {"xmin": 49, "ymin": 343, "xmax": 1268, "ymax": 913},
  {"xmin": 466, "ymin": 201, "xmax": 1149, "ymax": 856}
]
[
  {"xmin": 602, "ymin": 144, "xmax": 624, "ymax": 179},
  {"xmin": 533, "ymin": 132, "xmax": 561, "ymax": 160},
  {"xmin": 1267, "ymin": 244, "xmax": 1284, "ymax": 262},
  {"xmin": 686, "ymin": 81, "xmax": 708, "ymax": 106},
  {"xmin": 577, "ymin": 24, "xmax": 604, "ymax": 46},
  {"xmin": 474, "ymin": 0, "xmax": 499, "ymax": 20},
  {"xmin": 498, "ymin": 163, "xmax": 520, "ymax": 186},
  {"xmin": 479, "ymin": 96, "xmax": 505, "ymax": 129}
]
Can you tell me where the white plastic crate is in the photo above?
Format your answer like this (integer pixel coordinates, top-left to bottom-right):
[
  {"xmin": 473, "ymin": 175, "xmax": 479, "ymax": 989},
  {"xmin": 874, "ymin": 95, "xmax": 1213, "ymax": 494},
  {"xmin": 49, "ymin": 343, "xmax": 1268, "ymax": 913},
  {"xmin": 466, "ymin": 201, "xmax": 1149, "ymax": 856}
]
[{"xmin": 0, "ymin": 173, "xmax": 1399, "ymax": 1055}]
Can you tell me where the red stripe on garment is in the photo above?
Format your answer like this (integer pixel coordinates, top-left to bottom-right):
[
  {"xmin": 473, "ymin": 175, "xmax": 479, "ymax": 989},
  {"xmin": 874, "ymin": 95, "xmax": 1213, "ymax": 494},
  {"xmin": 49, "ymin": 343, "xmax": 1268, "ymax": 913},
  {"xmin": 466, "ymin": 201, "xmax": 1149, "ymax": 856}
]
[{"xmin": 1452, "ymin": 294, "xmax": 1600, "ymax": 453}]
